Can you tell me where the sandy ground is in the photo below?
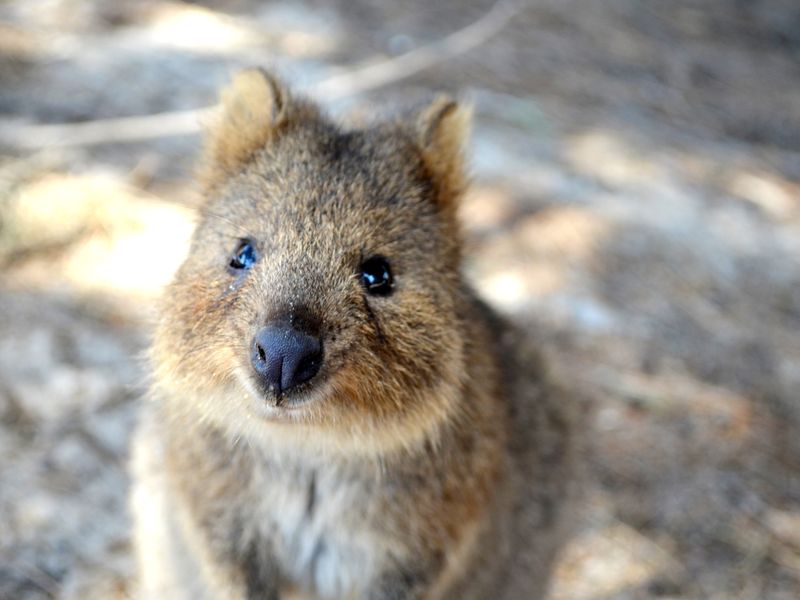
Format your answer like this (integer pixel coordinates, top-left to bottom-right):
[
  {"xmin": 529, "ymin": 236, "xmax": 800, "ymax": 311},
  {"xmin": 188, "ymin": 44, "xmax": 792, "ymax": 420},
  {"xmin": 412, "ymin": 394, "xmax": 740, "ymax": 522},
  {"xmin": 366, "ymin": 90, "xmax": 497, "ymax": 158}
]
[{"xmin": 1, "ymin": 0, "xmax": 799, "ymax": 598}]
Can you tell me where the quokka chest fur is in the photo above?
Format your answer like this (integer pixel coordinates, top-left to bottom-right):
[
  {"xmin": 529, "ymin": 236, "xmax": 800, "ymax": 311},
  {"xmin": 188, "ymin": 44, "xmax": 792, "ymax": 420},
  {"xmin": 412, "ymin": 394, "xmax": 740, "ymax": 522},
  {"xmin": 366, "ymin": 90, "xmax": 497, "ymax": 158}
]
[{"xmin": 131, "ymin": 68, "xmax": 577, "ymax": 600}]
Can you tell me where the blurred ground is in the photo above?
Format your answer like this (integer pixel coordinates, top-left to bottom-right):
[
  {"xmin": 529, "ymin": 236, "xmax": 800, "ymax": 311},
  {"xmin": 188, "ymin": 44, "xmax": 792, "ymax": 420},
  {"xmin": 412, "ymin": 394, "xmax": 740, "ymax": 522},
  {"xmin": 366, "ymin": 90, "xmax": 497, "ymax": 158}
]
[{"xmin": 1, "ymin": 0, "xmax": 799, "ymax": 599}]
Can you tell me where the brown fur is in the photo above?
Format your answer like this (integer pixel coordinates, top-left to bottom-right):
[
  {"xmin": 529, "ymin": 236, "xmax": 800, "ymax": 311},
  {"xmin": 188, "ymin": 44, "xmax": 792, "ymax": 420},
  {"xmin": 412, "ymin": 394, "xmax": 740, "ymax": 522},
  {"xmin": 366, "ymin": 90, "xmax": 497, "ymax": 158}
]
[{"xmin": 131, "ymin": 69, "xmax": 577, "ymax": 600}]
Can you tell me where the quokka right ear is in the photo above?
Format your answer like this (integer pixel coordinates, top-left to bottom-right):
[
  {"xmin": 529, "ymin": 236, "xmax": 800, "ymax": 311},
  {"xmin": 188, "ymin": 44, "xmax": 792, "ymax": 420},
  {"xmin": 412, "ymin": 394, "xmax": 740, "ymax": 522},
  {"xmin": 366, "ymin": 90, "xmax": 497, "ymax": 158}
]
[
  {"xmin": 201, "ymin": 69, "xmax": 311, "ymax": 188},
  {"xmin": 413, "ymin": 96, "xmax": 472, "ymax": 215}
]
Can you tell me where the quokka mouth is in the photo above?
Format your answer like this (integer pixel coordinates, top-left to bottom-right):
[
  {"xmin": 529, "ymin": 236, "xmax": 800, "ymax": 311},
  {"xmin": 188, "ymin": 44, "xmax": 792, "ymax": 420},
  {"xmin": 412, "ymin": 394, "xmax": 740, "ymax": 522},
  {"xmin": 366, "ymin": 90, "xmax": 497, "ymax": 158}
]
[{"xmin": 242, "ymin": 366, "xmax": 330, "ymax": 415}]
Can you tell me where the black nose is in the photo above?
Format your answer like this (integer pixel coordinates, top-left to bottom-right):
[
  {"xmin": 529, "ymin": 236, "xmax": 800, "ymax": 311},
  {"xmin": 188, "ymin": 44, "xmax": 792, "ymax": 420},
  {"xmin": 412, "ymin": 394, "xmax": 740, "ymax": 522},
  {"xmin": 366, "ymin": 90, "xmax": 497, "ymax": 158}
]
[{"xmin": 251, "ymin": 323, "xmax": 322, "ymax": 395}]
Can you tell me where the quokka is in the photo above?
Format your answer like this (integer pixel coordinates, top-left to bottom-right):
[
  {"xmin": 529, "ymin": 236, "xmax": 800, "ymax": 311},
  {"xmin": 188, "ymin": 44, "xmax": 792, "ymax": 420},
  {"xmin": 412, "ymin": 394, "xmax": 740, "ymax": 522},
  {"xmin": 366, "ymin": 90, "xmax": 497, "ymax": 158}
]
[{"xmin": 131, "ymin": 68, "xmax": 577, "ymax": 600}]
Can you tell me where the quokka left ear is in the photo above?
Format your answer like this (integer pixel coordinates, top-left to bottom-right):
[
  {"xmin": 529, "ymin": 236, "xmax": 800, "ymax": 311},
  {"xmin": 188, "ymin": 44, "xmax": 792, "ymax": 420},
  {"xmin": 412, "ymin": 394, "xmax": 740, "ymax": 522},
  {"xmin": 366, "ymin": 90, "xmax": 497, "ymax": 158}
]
[{"xmin": 414, "ymin": 96, "xmax": 473, "ymax": 211}]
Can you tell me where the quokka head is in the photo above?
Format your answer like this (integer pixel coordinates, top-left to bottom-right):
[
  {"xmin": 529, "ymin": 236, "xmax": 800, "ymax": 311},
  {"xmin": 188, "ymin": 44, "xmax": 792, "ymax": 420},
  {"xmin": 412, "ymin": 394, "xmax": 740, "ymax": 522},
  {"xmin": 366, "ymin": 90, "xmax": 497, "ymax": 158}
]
[{"xmin": 153, "ymin": 69, "xmax": 474, "ymax": 454}]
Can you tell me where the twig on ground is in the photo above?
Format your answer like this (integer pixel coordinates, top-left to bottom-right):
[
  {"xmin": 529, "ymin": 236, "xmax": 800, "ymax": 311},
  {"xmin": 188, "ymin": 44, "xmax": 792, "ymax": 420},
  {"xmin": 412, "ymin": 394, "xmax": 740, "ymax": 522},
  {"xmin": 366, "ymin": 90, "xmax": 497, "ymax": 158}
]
[{"xmin": 311, "ymin": 0, "xmax": 521, "ymax": 99}]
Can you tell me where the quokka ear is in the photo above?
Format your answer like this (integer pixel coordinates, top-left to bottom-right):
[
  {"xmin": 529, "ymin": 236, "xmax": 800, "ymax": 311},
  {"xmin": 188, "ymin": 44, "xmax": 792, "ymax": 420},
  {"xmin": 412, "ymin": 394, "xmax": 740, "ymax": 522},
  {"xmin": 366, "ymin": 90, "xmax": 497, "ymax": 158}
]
[
  {"xmin": 415, "ymin": 96, "xmax": 472, "ymax": 210},
  {"xmin": 201, "ymin": 69, "xmax": 293, "ymax": 188}
]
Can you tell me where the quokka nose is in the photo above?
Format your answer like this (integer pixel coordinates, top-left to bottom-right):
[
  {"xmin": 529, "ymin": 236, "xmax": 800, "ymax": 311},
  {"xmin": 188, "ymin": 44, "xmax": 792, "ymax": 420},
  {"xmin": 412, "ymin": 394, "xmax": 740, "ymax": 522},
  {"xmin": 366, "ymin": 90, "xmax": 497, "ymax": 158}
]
[{"xmin": 251, "ymin": 324, "xmax": 322, "ymax": 395}]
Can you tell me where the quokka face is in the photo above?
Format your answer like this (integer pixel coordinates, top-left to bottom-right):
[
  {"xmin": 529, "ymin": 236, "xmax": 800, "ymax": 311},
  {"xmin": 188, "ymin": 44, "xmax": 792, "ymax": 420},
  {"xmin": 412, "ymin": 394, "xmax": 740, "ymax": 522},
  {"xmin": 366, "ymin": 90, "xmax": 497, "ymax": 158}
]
[{"xmin": 152, "ymin": 70, "xmax": 473, "ymax": 454}]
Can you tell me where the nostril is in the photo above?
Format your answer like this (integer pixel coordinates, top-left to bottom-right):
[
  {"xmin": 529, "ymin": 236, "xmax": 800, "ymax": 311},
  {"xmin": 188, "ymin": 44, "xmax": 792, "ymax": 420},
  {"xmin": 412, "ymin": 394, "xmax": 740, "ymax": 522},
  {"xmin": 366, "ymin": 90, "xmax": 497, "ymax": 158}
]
[
  {"xmin": 282, "ymin": 339, "xmax": 321, "ymax": 391},
  {"xmin": 251, "ymin": 338, "xmax": 267, "ymax": 370},
  {"xmin": 294, "ymin": 350, "xmax": 321, "ymax": 384}
]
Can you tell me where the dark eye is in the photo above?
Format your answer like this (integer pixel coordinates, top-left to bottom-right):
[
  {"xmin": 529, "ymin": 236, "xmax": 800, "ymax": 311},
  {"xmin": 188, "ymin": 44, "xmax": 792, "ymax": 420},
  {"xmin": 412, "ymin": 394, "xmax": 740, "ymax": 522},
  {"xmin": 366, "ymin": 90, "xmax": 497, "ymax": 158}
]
[
  {"xmin": 360, "ymin": 256, "xmax": 394, "ymax": 296},
  {"xmin": 229, "ymin": 239, "xmax": 258, "ymax": 270}
]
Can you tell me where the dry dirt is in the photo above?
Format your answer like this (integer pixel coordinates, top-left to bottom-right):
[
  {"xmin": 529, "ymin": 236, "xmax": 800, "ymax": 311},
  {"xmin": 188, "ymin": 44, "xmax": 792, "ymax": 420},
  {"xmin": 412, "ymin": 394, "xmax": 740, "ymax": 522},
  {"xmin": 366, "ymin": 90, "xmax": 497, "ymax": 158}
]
[{"xmin": 1, "ymin": 1, "xmax": 799, "ymax": 599}]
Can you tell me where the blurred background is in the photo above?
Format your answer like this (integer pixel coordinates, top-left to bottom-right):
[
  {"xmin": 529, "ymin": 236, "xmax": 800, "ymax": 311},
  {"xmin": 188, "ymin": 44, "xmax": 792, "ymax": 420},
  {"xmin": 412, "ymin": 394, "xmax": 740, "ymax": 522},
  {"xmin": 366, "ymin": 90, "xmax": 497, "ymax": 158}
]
[{"xmin": 1, "ymin": 0, "xmax": 799, "ymax": 598}]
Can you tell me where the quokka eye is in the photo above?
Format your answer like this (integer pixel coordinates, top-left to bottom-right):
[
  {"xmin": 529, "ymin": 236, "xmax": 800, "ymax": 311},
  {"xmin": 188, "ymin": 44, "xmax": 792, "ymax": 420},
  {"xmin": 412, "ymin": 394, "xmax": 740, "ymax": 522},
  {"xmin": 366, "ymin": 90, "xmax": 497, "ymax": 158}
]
[
  {"xmin": 229, "ymin": 239, "xmax": 258, "ymax": 270},
  {"xmin": 360, "ymin": 256, "xmax": 394, "ymax": 296}
]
